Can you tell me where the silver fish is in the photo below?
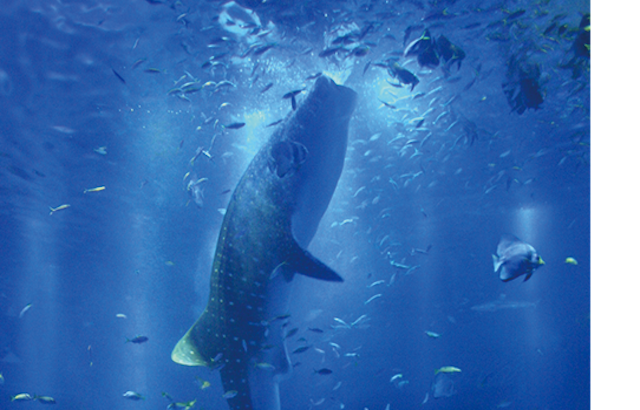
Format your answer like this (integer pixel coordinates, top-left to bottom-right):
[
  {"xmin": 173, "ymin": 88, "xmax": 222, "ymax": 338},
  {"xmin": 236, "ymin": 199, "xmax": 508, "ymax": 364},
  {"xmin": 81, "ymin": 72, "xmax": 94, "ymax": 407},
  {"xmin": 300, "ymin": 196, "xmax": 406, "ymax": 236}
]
[{"xmin": 492, "ymin": 234, "xmax": 544, "ymax": 282}]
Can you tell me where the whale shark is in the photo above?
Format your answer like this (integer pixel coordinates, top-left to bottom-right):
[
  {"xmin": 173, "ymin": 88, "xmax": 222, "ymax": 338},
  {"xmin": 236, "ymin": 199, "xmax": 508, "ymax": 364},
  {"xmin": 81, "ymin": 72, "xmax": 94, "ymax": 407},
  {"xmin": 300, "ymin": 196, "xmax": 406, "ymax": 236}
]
[{"xmin": 172, "ymin": 75, "xmax": 357, "ymax": 410}]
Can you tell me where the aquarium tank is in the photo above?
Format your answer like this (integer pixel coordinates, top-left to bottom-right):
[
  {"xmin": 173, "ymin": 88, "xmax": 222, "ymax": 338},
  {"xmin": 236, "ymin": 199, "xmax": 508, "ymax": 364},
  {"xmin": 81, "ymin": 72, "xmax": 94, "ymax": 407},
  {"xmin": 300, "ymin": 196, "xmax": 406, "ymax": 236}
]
[{"xmin": 0, "ymin": 0, "xmax": 590, "ymax": 409}]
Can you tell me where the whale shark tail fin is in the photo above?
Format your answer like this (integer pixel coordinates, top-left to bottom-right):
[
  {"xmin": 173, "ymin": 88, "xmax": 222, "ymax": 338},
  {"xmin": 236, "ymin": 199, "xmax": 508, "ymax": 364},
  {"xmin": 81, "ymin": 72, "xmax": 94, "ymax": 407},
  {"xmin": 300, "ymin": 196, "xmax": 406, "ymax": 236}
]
[{"xmin": 171, "ymin": 327, "xmax": 211, "ymax": 367}]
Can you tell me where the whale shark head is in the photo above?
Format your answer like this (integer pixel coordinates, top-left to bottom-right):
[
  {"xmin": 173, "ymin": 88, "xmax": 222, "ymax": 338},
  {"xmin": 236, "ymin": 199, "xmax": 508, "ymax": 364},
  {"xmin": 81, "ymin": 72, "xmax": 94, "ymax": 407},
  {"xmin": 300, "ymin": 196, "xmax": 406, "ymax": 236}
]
[{"xmin": 172, "ymin": 75, "xmax": 357, "ymax": 410}]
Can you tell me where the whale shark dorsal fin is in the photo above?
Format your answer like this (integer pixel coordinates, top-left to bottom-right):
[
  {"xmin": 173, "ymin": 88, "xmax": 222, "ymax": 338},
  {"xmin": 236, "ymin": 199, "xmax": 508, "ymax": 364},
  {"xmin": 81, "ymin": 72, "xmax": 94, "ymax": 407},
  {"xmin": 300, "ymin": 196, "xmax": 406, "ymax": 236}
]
[
  {"xmin": 268, "ymin": 141, "xmax": 309, "ymax": 178},
  {"xmin": 272, "ymin": 240, "xmax": 343, "ymax": 283},
  {"xmin": 171, "ymin": 328, "xmax": 210, "ymax": 367}
]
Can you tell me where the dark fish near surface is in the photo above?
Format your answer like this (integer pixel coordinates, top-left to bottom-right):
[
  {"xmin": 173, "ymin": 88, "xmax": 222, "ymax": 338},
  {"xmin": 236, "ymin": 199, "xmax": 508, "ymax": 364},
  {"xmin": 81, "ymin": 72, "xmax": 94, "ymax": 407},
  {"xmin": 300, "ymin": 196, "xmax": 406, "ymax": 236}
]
[
  {"xmin": 387, "ymin": 62, "xmax": 419, "ymax": 91},
  {"xmin": 492, "ymin": 234, "xmax": 544, "ymax": 282},
  {"xmin": 126, "ymin": 335, "xmax": 149, "ymax": 344},
  {"xmin": 319, "ymin": 46, "xmax": 345, "ymax": 58},
  {"xmin": 404, "ymin": 29, "xmax": 439, "ymax": 69},
  {"xmin": 112, "ymin": 68, "xmax": 126, "ymax": 84},
  {"xmin": 34, "ymin": 396, "xmax": 56, "ymax": 404},
  {"xmin": 291, "ymin": 346, "xmax": 311, "ymax": 354},
  {"xmin": 260, "ymin": 82, "xmax": 274, "ymax": 93},
  {"xmin": 435, "ymin": 35, "xmax": 465, "ymax": 71},
  {"xmin": 223, "ymin": 122, "xmax": 246, "ymax": 129},
  {"xmin": 266, "ymin": 119, "xmax": 284, "ymax": 127},
  {"xmin": 284, "ymin": 327, "xmax": 299, "ymax": 338},
  {"xmin": 315, "ymin": 368, "xmax": 333, "ymax": 375},
  {"xmin": 505, "ymin": 9, "xmax": 526, "ymax": 20}
]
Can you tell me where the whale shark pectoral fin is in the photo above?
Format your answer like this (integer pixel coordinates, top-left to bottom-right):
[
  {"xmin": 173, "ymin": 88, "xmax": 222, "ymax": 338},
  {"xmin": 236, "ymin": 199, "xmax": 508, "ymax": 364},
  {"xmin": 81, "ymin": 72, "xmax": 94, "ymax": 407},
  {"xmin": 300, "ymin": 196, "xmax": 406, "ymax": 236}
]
[
  {"xmin": 272, "ymin": 240, "xmax": 343, "ymax": 283},
  {"xmin": 268, "ymin": 141, "xmax": 309, "ymax": 178},
  {"xmin": 171, "ymin": 327, "xmax": 209, "ymax": 367}
]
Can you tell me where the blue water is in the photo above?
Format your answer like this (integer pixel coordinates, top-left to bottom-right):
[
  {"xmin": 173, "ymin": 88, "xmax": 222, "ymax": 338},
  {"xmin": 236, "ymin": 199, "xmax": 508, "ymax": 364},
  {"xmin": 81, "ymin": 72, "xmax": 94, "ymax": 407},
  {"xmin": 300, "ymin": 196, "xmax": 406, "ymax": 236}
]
[{"xmin": 0, "ymin": 0, "xmax": 589, "ymax": 409}]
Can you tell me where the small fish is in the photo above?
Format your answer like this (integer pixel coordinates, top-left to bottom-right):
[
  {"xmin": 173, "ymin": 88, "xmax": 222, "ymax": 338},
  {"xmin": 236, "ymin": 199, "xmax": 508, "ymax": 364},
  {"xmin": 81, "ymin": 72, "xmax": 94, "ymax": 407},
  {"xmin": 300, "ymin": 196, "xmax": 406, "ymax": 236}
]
[
  {"xmin": 112, "ymin": 68, "xmax": 126, "ymax": 84},
  {"xmin": 292, "ymin": 346, "xmax": 311, "ymax": 354},
  {"xmin": 350, "ymin": 314, "xmax": 368, "ymax": 327},
  {"xmin": 378, "ymin": 99, "xmax": 397, "ymax": 110},
  {"xmin": 195, "ymin": 376, "xmax": 211, "ymax": 389},
  {"xmin": 271, "ymin": 313, "xmax": 291, "ymax": 322},
  {"xmin": 352, "ymin": 186, "xmax": 366, "ymax": 198},
  {"xmin": 492, "ymin": 234, "xmax": 544, "ymax": 282},
  {"xmin": 505, "ymin": 9, "xmax": 526, "ymax": 20},
  {"xmin": 49, "ymin": 204, "xmax": 70, "ymax": 215},
  {"xmin": 260, "ymin": 82, "xmax": 274, "ymax": 93},
  {"xmin": 255, "ymin": 362, "xmax": 276, "ymax": 370},
  {"xmin": 565, "ymin": 257, "xmax": 578, "ymax": 265},
  {"xmin": 83, "ymin": 186, "xmax": 105, "ymax": 194},
  {"xmin": 367, "ymin": 280, "xmax": 385, "ymax": 288},
  {"xmin": 123, "ymin": 391, "xmax": 145, "ymax": 400},
  {"xmin": 144, "ymin": 68, "xmax": 161, "ymax": 74},
  {"xmin": 390, "ymin": 261, "xmax": 410, "ymax": 269},
  {"xmin": 34, "ymin": 396, "xmax": 56, "ymax": 404},
  {"xmin": 307, "ymin": 327, "xmax": 323, "ymax": 333},
  {"xmin": 333, "ymin": 317, "xmax": 351, "ymax": 328},
  {"xmin": 266, "ymin": 119, "xmax": 284, "ymax": 127},
  {"xmin": 94, "ymin": 146, "xmax": 107, "ymax": 155},
  {"xmin": 348, "ymin": 45, "xmax": 370, "ymax": 57},
  {"xmin": 422, "ymin": 392, "xmax": 429, "ymax": 404},
  {"xmin": 222, "ymin": 390, "xmax": 238, "ymax": 399},
  {"xmin": 132, "ymin": 58, "xmax": 146, "ymax": 69},
  {"xmin": 210, "ymin": 353, "xmax": 224, "ymax": 365},
  {"xmin": 0, "ymin": 373, "xmax": 4, "ymax": 384},
  {"xmin": 173, "ymin": 399, "xmax": 197, "ymax": 409},
  {"xmin": 426, "ymin": 87, "xmax": 443, "ymax": 99},
  {"xmin": 435, "ymin": 366, "xmax": 461, "ymax": 375},
  {"xmin": 11, "ymin": 393, "xmax": 33, "ymax": 402},
  {"xmin": 425, "ymin": 331, "xmax": 440, "ymax": 338},
  {"xmin": 318, "ymin": 46, "xmax": 345, "ymax": 58},
  {"xmin": 223, "ymin": 122, "xmax": 246, "ymax": 130},
  {"xmin": 214, "ymin": 80, "xmax": 237, "ymax": 90},
  {"xmin": 126, "ymin": 335, "xmax": 149, "ymax": 344},
  {"xmin": 364, "ymin": 294, "xmax": 382, "ymax": 305},
  {"xmin": 116, "ymin": 313, "xmax": 127, "ymax": 319},
  {"xmin": 314, "ymin": 368, "xmax": 333, "ymax": 375},
  {"xmin": 390, "ymin": 373, "xmax": 403, "ymax": 383},
  {"xmin": 285, "ymin": 328, "xmax": 299, "ymax": 338},
  {"xmin": 388, "ymin": 62, "xmax": 419, "ymax": 91},
  {"xmin": 19, "ymin": 303, "xmax": 32, "ymax": 318}
]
